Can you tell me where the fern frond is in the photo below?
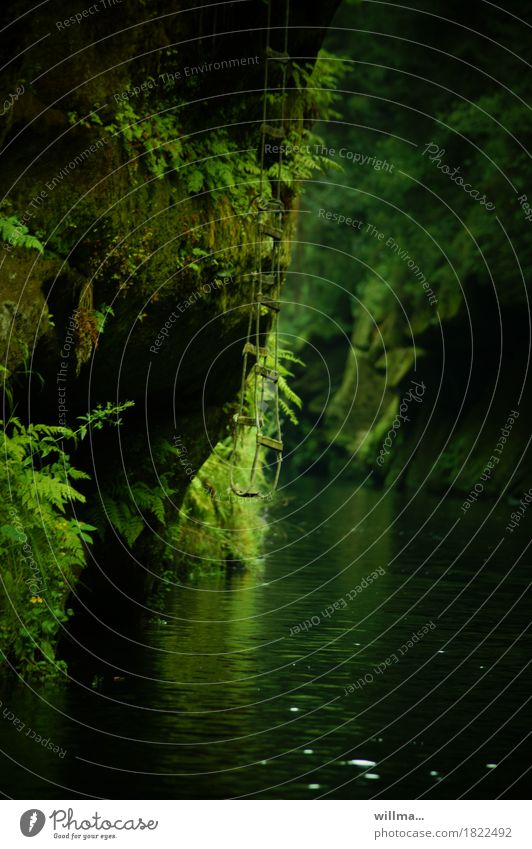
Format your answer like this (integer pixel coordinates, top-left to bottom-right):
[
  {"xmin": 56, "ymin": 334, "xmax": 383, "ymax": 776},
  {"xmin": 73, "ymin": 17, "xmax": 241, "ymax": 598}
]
[
  {"xmin": 278, "ymin": 373, "xmax": 303, "ymax": 410},
  {"xmin": 101, "ymin": 494, "xmax": 144, "ymax": 547},
  {"xmin": 131, "ymin": 482, "xmax": 166, "ymax": 524},
  {"xmin": 276, "ymin": 348, "xmax": 305, "ymax": 367},
  {"xmin": 278, "ymin": 395, "xmax": 299, "ymax": 426}
]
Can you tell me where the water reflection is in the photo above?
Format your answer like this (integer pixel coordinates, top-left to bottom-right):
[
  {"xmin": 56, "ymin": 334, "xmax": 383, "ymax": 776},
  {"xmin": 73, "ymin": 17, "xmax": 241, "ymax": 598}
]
[{"xmin": 0, "ymin": 477, "xmax": 529, "ymax": 799}]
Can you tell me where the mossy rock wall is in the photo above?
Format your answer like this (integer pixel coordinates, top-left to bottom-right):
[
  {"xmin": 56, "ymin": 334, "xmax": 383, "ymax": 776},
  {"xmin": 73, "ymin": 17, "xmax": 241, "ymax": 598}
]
[
  {"xmin": 0, "ymin": 1, "xmax": 340, "ymax": 676},
  {"xmin": 324, "ymin": 277, "xmax": 531, "ymax": 497}
]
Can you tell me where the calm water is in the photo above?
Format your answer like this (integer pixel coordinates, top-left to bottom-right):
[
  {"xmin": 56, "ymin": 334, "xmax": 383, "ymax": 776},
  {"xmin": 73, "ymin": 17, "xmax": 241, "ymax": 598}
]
[{"xmin": 0, "ymin": 476, "xmax": 530, "ymax": 799}]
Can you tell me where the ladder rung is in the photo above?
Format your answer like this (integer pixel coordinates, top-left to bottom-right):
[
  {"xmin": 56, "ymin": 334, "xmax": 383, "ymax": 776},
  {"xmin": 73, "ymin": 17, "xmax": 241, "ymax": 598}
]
[
  {"xmin": 259, "ymin": 297, "xmax": 281, "ymax": 312},
  {"xmin": 255, "ymin": 364, "xmax": 278, "ymax": 382},
  {"xmin": 260, "ymin": 223, "xmax": 283, "ymax": 240},
  {"xmin": 257, "ymin": 273, "xmax": 277, "ymax": 288},
  {"xmin": 266, "ymin": 46, "xmax": 291, "ymax": 64},
  {"xmin": 233, "ymin": 414, "xmax": 257, "ymax": 427},
  {"xmin": 243, "ymin": 341, "xmax": 268, "ymax": 358},
  {"xmin": 257, "ymin": 434, "xmax": 283, "ymax": 452},
  {"xmin": 257, "ymin": 198, "xmax": 285, "ymax": 212},
  {"xmin": 261, "ymin": 123, "xmax": 287, "ymax": 140}
]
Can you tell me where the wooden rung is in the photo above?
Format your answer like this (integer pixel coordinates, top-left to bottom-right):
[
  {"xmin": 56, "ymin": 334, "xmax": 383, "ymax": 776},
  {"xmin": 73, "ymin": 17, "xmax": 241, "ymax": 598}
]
[
  {"xmin": 243, "ymin": 341, "xmax": 268, "ymax": 358},
  {"xmin": 255, "ymin": 364, "xmax": 278, "ymax": 382},
  {"xmin": 259, "ymin": 297, "xmax": 281, "ymax": 312},
  {"xmin": 261, "ymin": 123, "xmax": 286, "ymax": 140},
  {"xmin": 257, "ymin": 198, "xmax": 284, "ymax": 213},
  {"xmin": 257, "ymin": 434, "xmax": 283, "ymax": 452},
  {"xmin": 251, "ymin": 272, "xmax": 277, "ymax": 289},
  {"xmin": 233, "ymin": 414, "xmax": 257, "ymax": 427},
  {"xmin": 260, "ymin": 274, "xmax": 276, "ymax": 288},
  {"xmin": 260, "ymin": 223, "xmax": 283, "ymax": 240},
  {"xmin": 266, "ymin": 46, "xmax": 291, "ymax": 64}
]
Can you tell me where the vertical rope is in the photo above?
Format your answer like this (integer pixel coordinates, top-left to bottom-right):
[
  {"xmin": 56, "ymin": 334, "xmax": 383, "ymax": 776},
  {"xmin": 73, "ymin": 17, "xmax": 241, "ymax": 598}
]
[
  {"xmin": 259, "ymin": 0, "xmax": 272, "ymax": 201},
  {"xmin": 275, "ymin": 0, "xmax": 290, "ymax": 202},
  {"xmin": 230, "ymin": 0, "xmax": 290, "ymax": 497},
  {"xmin": 271, "ymin": 0, "xmax": 290, "ymax": 490}
]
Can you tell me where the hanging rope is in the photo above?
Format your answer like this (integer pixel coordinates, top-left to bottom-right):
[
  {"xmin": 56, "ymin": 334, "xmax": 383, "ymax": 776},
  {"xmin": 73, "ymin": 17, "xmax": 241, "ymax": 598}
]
[{"xmin": 229, "ymin": 0, "xmax": 290, "ymax": 499}]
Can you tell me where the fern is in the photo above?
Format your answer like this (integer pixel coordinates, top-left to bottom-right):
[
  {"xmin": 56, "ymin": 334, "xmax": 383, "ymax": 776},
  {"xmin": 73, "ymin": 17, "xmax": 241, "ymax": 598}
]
[
  {"xmin": 264, "ymin": 347, "xmax": 304, "ymax": 425},
  {"xmin": 131, "ymin": 481, "xmax": 167, "ymax": 524},
  {"xmin": 0, "ymin": 400, "xmax": 134, "ymax": 677},
  {"xmin": 93, "ymin": 304, "xmax": 114, "ymax": 333},
  {"xmin": 91, "ymin": 472, "xmax": 174, "ymax": 548},
  {"xmin": 277, "ymin": 374, "xmax": 302, "ymax": 425},
  {"xmin": 33, "ymin": 474, "xmax": 86, "ymax": 510},
  {"xmin": 277, "ymin": 347, "xmax": 305, "ymax": 367},
  {"xmin": 0, "ymin": 215, "xmax": 44, "ymax": 253},
  {"xmin": 100, "ymin": 494, "xmax": 145, "ymax": 547}
]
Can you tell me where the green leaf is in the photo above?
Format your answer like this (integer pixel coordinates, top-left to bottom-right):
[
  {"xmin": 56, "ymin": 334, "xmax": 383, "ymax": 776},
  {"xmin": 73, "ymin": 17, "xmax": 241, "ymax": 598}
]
[
  {"xmin": 40, "ymin": 640, "xmax": 55, "ymax": 660},
  {"xmin": 187, "ymin": 170, "xmax": 204, "ymax": 193}
]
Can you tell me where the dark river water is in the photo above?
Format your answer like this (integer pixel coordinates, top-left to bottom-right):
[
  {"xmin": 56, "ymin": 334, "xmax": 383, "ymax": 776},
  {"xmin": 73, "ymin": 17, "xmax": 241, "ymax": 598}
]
[{"xmin": 0, "ymin": 475, "xmax": 530, "ymax": 799}]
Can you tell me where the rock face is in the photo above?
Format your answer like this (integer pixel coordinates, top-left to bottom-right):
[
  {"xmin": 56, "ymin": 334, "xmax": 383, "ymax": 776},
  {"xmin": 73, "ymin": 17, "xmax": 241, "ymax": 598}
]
[
  {"xmin": 284, "ymin": 0, "xmax": 532, "ymax": 501},
  {"xmin": 0, "ymin": 0, "xmax": 339, "ymax": 607},
  {"xmin": 321, "ymin": 287, "xmax": 531, "ymax": 498},
  {"xmin": 289, "ymin": 186, "xmax": 531, "ymax": 499}
]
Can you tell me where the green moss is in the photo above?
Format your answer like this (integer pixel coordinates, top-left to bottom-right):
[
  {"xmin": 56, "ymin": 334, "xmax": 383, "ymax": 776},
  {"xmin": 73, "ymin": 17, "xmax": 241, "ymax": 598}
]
[{"xmin": 168, "ymin": 434, "xmax": 266, "ymax": 573}]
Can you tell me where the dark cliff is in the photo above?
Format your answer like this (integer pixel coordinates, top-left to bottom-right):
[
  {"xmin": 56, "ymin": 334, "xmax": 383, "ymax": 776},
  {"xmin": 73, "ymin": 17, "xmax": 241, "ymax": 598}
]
[{"xmin": 0, "ymin": 0, "xmax": 339, "ymax": 675}]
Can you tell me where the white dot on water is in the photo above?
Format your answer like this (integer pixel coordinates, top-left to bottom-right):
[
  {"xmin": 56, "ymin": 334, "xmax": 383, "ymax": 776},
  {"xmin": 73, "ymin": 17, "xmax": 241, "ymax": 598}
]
[
  {"xmin": 437, "ymin": 650, "xmax": 445, "ymax": 654},
  {"xmin": 303, "ymin": 749, "xmax": 314, "ymax": 755},
  {"xmin": 349, "ymin": 759, "xmax": 377, "ymax": 768},
  {"xmin": 308, "ymin": 784, "xmax": 320, "ymax": 790},
  {"xmin": 430, "ymin": 770, "xmax": 439, "ymax": 777},
  {"xmin": 486, "ymin": 763, "xmax": 498, "ymax": 769},
  {"xmin": 290, "ymin": 707, "xmax": 299, "ymax": 712},
  {"xmin": 364, "ymin": 773, "xmax": 380, "ymax": 780}
]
